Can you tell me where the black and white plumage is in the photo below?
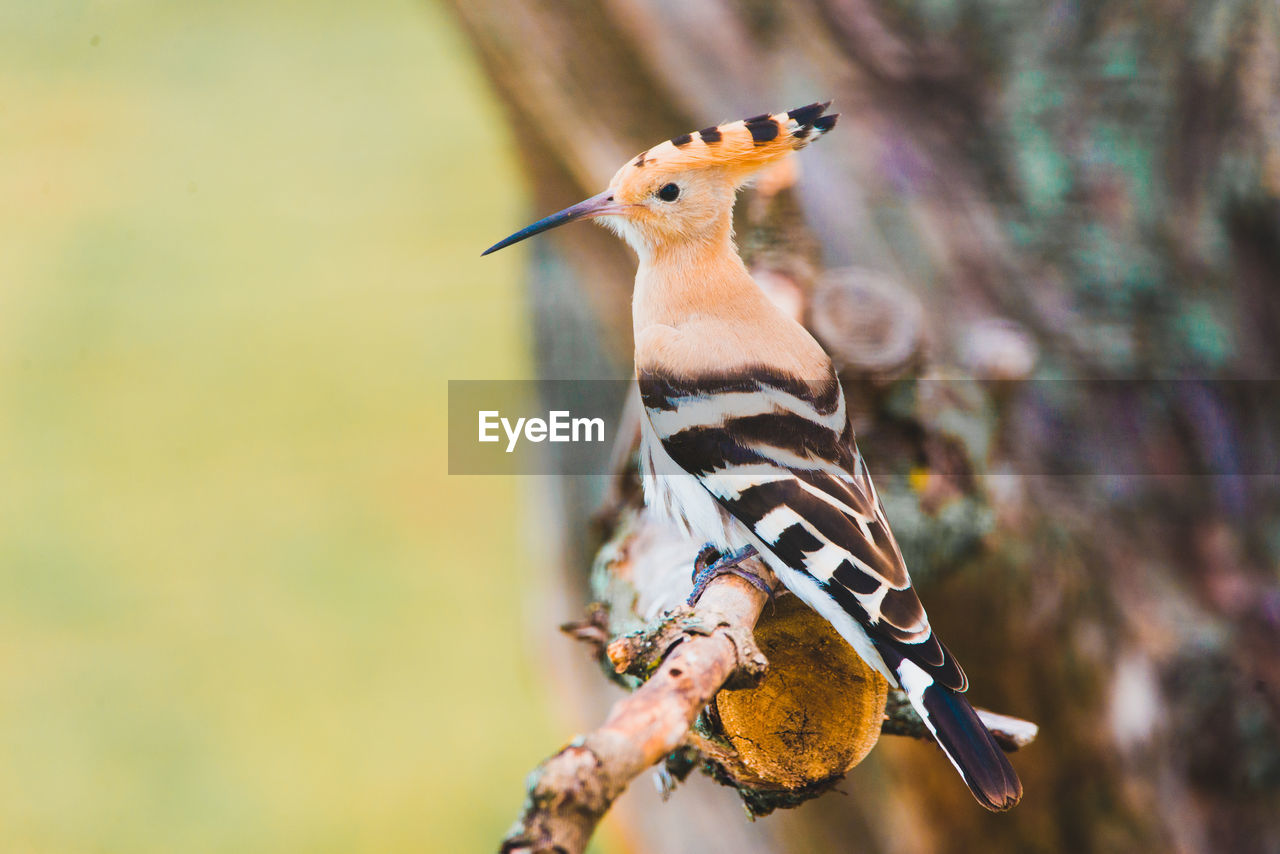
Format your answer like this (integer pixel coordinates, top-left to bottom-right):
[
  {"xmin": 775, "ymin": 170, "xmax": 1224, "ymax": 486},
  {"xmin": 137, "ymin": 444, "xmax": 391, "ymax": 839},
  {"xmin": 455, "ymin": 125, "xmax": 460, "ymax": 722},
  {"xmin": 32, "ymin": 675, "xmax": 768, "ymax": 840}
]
[{"xmin": 637, "ymin": 365, "xmax": 1022, "ymax": 811}]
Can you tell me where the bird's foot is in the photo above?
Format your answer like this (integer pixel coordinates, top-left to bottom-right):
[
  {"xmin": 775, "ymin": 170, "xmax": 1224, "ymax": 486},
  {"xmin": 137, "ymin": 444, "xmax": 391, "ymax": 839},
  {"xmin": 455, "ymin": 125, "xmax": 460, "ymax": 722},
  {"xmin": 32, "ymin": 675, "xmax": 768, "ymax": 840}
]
[{"xmin": 687, "ymin": 544, "xmax": 770, "ymax": 605}]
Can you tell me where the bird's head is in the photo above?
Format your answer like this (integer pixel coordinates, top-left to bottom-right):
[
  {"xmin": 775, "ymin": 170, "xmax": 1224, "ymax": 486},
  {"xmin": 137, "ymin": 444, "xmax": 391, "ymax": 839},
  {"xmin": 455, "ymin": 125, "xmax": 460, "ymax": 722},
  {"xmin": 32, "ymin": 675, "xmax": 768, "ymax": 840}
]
[{"xmin": 482, "ymin": 102, "xmax": 837, "ymax": 259}]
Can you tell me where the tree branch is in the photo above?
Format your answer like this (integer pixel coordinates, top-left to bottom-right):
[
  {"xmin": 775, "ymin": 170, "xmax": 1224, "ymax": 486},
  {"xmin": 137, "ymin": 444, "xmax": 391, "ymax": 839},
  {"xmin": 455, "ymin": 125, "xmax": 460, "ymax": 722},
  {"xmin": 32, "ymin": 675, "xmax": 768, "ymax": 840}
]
[{"xmin": 501, "ymin": 574, "xmax": 770, "ymax": 854}]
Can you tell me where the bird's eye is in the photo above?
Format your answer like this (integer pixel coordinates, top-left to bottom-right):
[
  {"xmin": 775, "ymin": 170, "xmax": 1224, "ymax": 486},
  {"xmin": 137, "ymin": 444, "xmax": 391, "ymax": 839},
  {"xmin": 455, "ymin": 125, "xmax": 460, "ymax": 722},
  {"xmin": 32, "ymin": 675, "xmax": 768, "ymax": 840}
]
[{"xmin": 657, "ymin": 183, "xmax": 680, "ymax": 202}]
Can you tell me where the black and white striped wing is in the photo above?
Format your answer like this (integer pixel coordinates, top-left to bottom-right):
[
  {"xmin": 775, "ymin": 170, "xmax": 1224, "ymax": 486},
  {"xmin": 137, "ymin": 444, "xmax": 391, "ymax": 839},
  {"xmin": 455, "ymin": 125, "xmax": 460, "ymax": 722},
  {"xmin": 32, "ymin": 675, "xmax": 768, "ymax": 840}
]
[
  {"xmin": 638, "ymin": 367, "xmax": 966, "ymax": 693},
  {"xmin": 640, "ymin": 365, "xmax": 1022, "ymax": 811}
]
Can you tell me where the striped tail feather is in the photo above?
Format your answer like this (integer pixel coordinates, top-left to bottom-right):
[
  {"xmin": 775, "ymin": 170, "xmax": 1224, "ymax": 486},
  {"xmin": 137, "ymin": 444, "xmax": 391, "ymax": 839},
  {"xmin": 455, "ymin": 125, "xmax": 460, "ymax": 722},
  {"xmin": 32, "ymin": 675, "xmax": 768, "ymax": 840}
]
[{"xmin": 878, "ymin": 642, "xmax": 1022, "ymax": 811}]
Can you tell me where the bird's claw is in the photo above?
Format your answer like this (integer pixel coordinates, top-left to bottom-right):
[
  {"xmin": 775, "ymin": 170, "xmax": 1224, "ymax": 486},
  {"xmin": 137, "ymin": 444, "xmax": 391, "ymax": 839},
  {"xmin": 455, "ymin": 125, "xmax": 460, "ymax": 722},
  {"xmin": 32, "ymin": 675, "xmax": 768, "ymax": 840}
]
[{"xmin": 687, "ymin": 544, "xmax": 771, "ymax": 605}]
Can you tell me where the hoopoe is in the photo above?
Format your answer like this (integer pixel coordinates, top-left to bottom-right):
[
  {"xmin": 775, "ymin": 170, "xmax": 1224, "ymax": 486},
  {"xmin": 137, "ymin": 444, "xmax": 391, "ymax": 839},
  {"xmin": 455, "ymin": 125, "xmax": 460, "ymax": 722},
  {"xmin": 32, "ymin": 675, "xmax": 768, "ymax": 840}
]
[{"xmin": 483, "ymin": 102, "xmax": 1022, "ymax": 811}]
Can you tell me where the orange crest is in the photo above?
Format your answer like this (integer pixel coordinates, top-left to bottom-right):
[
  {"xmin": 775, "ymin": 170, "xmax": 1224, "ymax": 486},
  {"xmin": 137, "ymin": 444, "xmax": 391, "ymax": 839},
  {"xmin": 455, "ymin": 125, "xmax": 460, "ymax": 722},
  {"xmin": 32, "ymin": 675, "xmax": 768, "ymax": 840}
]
[{"xmin": 610, "ymin": 102, "xmax": 838, "ymax": 199}]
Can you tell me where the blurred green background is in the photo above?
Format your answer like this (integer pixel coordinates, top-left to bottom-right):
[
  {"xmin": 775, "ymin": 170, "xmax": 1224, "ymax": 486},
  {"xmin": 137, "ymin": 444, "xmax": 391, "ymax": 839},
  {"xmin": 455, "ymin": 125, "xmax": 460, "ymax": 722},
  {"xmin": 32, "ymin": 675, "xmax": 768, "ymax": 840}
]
[{"xmin": 0, "ymin": 0, "xmax": 557, "ymax": 850}]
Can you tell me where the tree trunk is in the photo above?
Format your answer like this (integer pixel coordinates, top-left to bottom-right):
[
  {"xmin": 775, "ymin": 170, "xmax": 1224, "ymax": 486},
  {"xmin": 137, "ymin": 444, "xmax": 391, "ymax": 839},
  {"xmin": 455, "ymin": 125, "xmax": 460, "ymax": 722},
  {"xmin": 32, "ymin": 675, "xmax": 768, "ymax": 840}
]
[{"xmin": 445, "ymin": 1, "xmax": 1280, "ymax": 851}]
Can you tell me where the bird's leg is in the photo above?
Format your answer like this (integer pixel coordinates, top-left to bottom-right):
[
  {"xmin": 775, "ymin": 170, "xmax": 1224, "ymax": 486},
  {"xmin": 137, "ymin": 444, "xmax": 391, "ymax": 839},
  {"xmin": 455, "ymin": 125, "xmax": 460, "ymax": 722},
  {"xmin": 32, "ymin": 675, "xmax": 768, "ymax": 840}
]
[{"xmin": 687, "ymin": 543, "xmax": 770, "ymax": 605}]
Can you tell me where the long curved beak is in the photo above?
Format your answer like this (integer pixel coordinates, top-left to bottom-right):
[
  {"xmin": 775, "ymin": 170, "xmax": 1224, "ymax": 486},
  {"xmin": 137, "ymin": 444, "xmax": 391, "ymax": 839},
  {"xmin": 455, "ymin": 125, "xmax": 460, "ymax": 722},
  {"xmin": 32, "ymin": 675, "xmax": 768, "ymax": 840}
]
[{"xmin": 481, "ymin": 190, "xmax": 622, "ymax": 256}]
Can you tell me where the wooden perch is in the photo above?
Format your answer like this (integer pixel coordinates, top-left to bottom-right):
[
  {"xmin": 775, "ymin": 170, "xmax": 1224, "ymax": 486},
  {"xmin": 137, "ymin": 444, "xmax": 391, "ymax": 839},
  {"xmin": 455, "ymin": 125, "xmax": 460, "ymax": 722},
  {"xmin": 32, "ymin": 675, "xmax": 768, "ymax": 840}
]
[
  {"xmin": 693, "ymin": 592, "xmax": 890, "ymax": 803},
  {"xmin": 501, "ymin": 574, "xmax": 770, "ymax": 854}
]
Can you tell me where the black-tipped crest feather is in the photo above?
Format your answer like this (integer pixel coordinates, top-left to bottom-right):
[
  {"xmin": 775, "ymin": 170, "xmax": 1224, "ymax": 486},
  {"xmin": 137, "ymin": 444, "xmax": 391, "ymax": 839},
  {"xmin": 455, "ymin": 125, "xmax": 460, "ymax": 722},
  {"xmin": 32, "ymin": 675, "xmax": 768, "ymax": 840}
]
[
  {"xmin": 746, "ymin": 119, "xmax": 779, "ymax": 143},
  {"xmin": 787, "ymin": 101, "xmax": 831, "ymax": 125}
]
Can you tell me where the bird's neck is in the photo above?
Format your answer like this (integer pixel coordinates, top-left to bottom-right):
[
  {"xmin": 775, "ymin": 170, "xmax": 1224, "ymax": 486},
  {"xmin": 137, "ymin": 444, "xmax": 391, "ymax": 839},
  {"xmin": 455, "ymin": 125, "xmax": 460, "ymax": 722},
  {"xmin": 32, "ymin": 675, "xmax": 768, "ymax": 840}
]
[
  {"xmin": 632, "ymin": 228, "xmax": 759, "ymax": 333},
  {"xmin": 630, "ymin": 219, "xmax": 834, "ymax": 381}
]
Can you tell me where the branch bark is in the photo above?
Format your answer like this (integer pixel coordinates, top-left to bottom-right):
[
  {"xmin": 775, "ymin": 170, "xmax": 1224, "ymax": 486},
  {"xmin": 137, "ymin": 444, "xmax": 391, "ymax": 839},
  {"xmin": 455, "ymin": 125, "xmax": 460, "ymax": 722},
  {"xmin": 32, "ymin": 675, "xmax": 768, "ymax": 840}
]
[{"xmin": 501, "ymin": 575, "xmax": 770, "ymax": 854}]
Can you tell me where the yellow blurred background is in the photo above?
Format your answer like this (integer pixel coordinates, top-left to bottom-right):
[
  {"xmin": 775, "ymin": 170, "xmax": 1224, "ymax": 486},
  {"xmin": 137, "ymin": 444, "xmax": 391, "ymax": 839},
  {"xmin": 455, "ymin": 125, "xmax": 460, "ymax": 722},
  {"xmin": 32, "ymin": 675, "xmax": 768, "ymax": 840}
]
[{"xmin": 0, "ymin": 0, "xmax": 557, "ymax": 850}]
